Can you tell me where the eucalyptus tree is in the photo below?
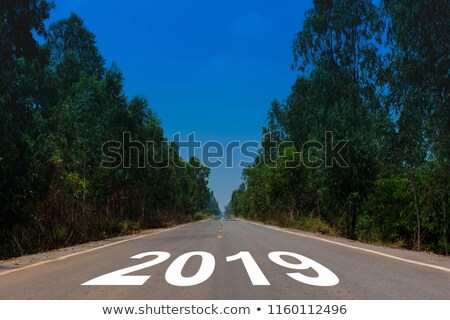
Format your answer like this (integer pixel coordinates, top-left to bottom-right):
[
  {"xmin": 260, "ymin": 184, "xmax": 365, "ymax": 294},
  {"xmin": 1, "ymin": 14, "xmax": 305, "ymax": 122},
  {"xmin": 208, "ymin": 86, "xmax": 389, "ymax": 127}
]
[
  {"xmin": 382, "ymin": 0, "xmax": 449, "ymax": 251},
  {"xmin": 291, "ymin": 0, "xmax": 384, "ymax": 237}
]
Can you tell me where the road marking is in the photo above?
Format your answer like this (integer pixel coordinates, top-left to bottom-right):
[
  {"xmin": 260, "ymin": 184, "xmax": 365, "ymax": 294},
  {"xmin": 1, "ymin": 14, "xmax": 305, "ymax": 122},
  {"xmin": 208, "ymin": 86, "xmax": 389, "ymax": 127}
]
[
  {"xmin": 218, "ymin": 230, "xmax": 223, "ymax": 233},
  {"xmin": 84, "ymin": 250, "xmax": 337, "ymax": 287},
  {"xmin": 217, "ymin": 235, "xmax": 223, "ymax": 239},
  {"xmin": 0, "ymin": 223, "xmax": 190, "ymax": 277},
  {"xmin": 246, "ymin": 221, "xmax": 450, "ymax": 273}
]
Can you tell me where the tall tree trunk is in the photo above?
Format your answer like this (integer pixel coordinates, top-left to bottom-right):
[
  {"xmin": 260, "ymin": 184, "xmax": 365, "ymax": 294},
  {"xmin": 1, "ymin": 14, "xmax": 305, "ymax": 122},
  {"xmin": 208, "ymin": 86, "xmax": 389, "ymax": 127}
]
[
  {"xmin": 444, "ymin": 199, "xmax": 448, "ymax": 257},
  {"xmin": 411, "ymin": 169, "xmax": 421, "ymax": 251},
  {"xmin": 351, "ymin": 203, "xmax": 357, "ymax": 240}
]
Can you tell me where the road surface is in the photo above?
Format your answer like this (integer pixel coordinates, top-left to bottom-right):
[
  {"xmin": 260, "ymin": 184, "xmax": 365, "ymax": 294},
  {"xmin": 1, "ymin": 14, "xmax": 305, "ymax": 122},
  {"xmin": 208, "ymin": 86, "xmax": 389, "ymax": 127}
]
[{"xmin": 0, "ymin": 218, "xmax": 449, "ymax": 299}]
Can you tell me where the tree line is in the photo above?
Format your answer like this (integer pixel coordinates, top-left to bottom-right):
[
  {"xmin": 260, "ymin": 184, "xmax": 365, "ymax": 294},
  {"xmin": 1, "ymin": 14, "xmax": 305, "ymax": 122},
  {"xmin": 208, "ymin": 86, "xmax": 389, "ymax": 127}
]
[
  {"xmin": 227, "ymin": 0, "xmax": 449, "ymax": 255},
  {"xmin": 0, "ymin": 1, "xmax": 219, "ymax": 259}
]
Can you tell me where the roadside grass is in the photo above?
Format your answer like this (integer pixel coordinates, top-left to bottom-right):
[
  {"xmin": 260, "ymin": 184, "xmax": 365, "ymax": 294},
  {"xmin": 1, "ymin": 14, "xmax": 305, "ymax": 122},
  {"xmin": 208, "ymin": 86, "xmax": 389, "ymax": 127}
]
[
  {"xmin": 193, "ymin": 211, "xmax": 211, "ymax": 221},
  {"xmin": 293, "ymin": 217, "xmax": 340, "ymax": 237}
]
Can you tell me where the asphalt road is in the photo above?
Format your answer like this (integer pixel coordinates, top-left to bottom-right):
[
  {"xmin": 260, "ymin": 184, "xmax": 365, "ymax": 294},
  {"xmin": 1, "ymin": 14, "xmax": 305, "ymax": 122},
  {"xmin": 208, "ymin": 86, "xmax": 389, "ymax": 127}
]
[{"xmin": 0, "ymin": 218, "xmax": 449, "ymax": 299}]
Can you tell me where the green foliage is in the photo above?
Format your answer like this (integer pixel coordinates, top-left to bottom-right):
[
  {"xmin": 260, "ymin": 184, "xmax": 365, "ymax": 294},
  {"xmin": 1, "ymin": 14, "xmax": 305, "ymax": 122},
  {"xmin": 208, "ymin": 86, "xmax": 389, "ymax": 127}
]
[
  {"xmin": 108, "ymin": 220, "xmax": 141, "ymax": 236},
  {"xmin": 296, "ymin": 217, "xmax": 339, "ymax": 236},
  {"xmin": 53, "ymin": 225, "xmax": 69, "ymax": 245},
  {"xmin": 358, "ymin": 171, "xmax": 415, "ymax": 245},
  {"xmin": 204, "ymin": 195, "xmax": 221, "ymax": 216},
  {"xmin": 193, "ymin": 212, "xmax": 210, "ymax": 221}
]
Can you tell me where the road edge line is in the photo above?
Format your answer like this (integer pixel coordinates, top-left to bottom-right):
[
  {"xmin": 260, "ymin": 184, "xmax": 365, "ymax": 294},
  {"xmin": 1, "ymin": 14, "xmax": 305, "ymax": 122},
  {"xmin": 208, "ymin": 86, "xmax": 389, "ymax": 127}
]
[{"xmin": 245, "ymin": 220, "xmax": 450, "ymax": 273}]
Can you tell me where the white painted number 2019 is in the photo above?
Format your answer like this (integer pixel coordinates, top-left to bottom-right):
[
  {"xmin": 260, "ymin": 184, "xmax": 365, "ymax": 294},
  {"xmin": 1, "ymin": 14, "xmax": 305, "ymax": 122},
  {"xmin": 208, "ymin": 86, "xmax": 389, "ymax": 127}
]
[{"xmin": 82, "ymin": 251, "xmax": 339, "ymax": 287}]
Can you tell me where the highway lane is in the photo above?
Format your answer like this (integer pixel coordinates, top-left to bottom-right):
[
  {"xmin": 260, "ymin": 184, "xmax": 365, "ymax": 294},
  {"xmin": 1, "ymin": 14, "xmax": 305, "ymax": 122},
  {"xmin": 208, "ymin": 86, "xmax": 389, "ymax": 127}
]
[{"xmin": 0, "ymin": 218, "xmax": 449, "ymax": 299}]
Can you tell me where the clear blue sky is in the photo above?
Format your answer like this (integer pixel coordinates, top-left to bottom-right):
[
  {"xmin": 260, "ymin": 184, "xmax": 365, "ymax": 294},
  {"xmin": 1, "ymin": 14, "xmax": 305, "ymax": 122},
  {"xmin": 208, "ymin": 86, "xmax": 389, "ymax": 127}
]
[{"xmin": 47, "ymin": 0, "xmax": 312, "ymax": 211}]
